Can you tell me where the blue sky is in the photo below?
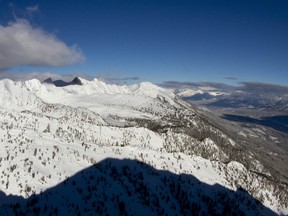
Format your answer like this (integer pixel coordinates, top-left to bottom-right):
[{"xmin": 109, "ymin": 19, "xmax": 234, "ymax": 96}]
[{"xmin": 0, "ymin": 0, "xmax": 288, "ymax": 85}]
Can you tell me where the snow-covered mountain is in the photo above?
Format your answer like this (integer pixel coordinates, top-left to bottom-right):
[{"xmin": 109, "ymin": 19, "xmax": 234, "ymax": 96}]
[{"xmin": 0, "ymin": 78, "xmax": 287, "ymax": 215}]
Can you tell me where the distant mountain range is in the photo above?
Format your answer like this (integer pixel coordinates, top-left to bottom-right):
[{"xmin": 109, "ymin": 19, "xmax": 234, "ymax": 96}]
[{"xmin": 175, "ymin": 84, "xmax": 288, "ymax": 112}]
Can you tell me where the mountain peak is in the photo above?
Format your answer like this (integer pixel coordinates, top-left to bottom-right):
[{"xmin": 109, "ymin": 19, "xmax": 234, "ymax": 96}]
[
  {"xmin": 71, "ymin": 77, "xmax": 82, "ymax": 85},
  {"xmin": 42, "ymin": 77, "xmax": 82, "ymax": 87},
  {"xmin": 43, "ymin": 78, "xmax": 53, "ymax": 84}
]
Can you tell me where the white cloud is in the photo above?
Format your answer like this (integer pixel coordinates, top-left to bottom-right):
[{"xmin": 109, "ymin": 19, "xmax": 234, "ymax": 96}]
[
  {"xmin": 0, "ymin": 71, "xmax": 92, "ymax": 82},
  {"xmin": 0, "ymin": 71, "xmax": 62, "ymax": 81},
  {"xmin": 0, "ymin": 19, "xmax": 84, "ymax": 70}
]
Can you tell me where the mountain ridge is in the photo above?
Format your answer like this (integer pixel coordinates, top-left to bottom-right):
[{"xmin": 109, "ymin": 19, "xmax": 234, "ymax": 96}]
[{"xmin": 0, "ymin": 78, "xmax": 287, "ymax": 214}]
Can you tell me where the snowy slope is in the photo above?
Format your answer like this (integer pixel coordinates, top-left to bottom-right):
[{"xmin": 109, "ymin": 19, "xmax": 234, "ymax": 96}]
[
  {"xmin": 26, "ymin": 78, "xmax": 175, "ymax": 104},
  {"xmin": 24, "ymin": 78, "xmax": 177, "ymax": 119},
  {"xmin": 0, "ymin": 79, "xmax": 43, "ymax": 111},
  {"xmin": 0, "ymin": 78, "xmax": 287, "ymax": 215}
]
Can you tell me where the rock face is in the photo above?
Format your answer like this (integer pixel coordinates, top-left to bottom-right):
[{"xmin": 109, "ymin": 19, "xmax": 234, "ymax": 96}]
[
  {"xmin": 0, "ymin": 78, "xmax": 287, "ymax": 215},
  {"xmin": 42, "ymin": 77, "xmax": 82, "ymax": 87}
]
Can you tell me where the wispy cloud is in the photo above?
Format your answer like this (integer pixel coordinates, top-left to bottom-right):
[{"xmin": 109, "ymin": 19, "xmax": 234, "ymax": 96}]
[
  {"xmin": 104, "ymin": 76, "xmax": 139, "ymax": 82},
  {"xmin": 26, "ymin": 4, "xmax": 39, "ymax": 13},
  {"xmin": 161, "ymin": 80, "xmax": 288, "ymax": 97},
  {"xmin": 239, "ymin": 82, "xmax": 288, "ymax": 95},
  {"xmin": 225, "ymin": 77, "xmax": 238, "ymax": 80},
  {"xmin": 160, "ymin": 81, "xmax": 234, "ymax": 92},
  {"xmin": 95, "ymin": 74, "xmax": 140, "ymax": 84},
  {"xmin": 0, "ymin": 19, "xmax": 84, "ymax": 70}
]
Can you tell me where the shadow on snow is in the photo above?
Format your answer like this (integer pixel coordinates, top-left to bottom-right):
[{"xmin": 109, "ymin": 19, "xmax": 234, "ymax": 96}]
[{"xmin": 0, "ymin": 158, "xmax": 277, "ymax": 216}]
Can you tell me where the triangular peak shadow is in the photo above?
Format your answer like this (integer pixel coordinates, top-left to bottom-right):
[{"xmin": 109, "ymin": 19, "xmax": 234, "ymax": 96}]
[{"xmin": 0, "ymin": 158, "xmax": 277, "ymax": 215}]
